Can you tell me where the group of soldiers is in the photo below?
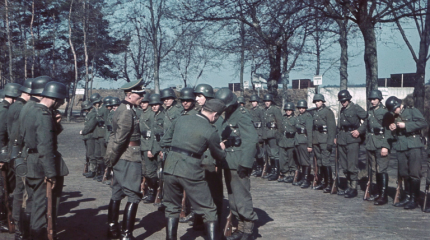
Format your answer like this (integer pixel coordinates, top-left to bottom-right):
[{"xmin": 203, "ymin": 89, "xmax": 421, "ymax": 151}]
[
  {"xmin": 1, "ymin": 75, "xmax": 429, "ymax": 240},
  {"xmin": 0, "ymin": 76, "xmax": 68, "ymax": 240},
  {"xmin": 244, "ymin": 89, "xmax": 430, "ymax": 211}
]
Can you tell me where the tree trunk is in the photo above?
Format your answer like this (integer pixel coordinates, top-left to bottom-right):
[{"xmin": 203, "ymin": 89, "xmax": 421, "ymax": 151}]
[
  {"xmin": 150, "ymin": 0, "xmax": 160, "ymax": 94},
  {"xmin": 338, "ymin": 19, "xmax": 348, "ymax": 90},
  {"xmin": 30, "ymin": 0, "xmax": 35, "ymax": 78},
  {"xmin": 267, "ymin": 45, "xmax": 281, "ymax": 96},
  {"xmin": 51, "ymin": 13, "xmax": 57, "ymax": 78},
  {"xmin": 5, "ymin": 0, "xmax": 13, "ymax": 82},
  {"xmin": 359, "ymin": 21, "xmax": 378, "ymax": 101},
  {"xmin": 23, "ymin": 26, "xmax": 27, "ymax": 80},
  {"xmin": 239, "ymin": 22, "xmax": 245, "ymax": 96},
  {"xmin": 90, "ymin": 57, "xmax": 95, "ymax": 96},
  {"xmin": 67, "ymin": 0, "xmax": 78, "ymax": 122},
  {"xmin": 82, "ymin": 0, "xmax": 90, "ymax": 101}
]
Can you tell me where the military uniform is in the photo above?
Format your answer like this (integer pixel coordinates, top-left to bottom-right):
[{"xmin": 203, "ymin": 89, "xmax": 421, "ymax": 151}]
[
  {"xmin": 365, "ymin": 97, "xmax": 394, "ymax": 205},
  {"xmin": 94, "ymin": 105, "xmax": 109, "ymax": 178},
  {"xmin": 337, "ymin": 102, "xmax": 367, "ymax": 195},
  {"xmin": 294, "ymin": 107, "xmax": 313, "ymax": 188},
  {"xmin": 0, "ymin": 100, "xmax": 11, "ymax": 157},
  {"xmin": 23, "ymin": 82, "xmax": 69, "ymax": 238},
  {"xmin": 82, "ymin": 108, "xmax": 98, "ymax": 174},
  {"xmin": 277, "ymin": 112, "xmax": 298, "ymax": 180},
  {"xmin": 163, "ymin": 101, "xmax": 183, "ymax": 132},
  {"xmin": 390, "ymin": 102, "xmax": 427, "ymax": 209},
  {"xmin": 262, "ymin": 103, "xmax": 283, "ymax": 180},
  {"xmin": 248, "ymin": 103, "xmax": 264, "ymax": 177},
  {"xmin": 160, "ymin": 100, "xmax": 226, "ymax": 239},
  {"xmin": 139, "ymin": 107, "xmax": 154, "ymax": 195},
  {"xmin": 105, "ymin": 80, "xmax": 145, "ymax": 239}
]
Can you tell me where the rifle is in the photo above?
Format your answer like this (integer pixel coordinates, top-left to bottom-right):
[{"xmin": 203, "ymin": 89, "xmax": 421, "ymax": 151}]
[
  {"xmin": 363, "ymin": 155, "xmax": 372, "ymax": 200},
  {"xmin": 180, "ymin": 191, "xmax": 186, "ymax": 219},
  {"xmin": 1, "ymin": 165, "xmax": 14, "ymax": 233},
  {"xmin": 261, "ymin": 142, "xmax": 268, "ymax": 178},
  {"xmin": 312, "ymin": 154, "xmax": 318, "ymax": 189},
  {"xmin": 423, "ymin": 183, "xmax": 429, "ymax": 212},
  {"xmin": 140, "ymin": 177, "xmax": 146, "ymax": 195},
  {"xmin": 393, "ymin": 176, "xmax": 403, "ymax": 205},
  {"xmin": 46, "ymin": 180, "xmax": 54, "ymax": 240},
  {"xmin": 330, "ymin": 147, "xmax": 339, "ymax": 194},
  {"xmin": 292, "ymin": 170, "xmax": 299, "ymax": 184},
  {"xmin": 223, "ymin": 211, "xmax": 233, "ymax": 237},
  {"xmin": 102, "ymin": 167, "xmax": 108, "ymax": 183},
  {"xmin": 83, "ymin": 162, "xmax": 88, "ymax": 174},
  {"xmin": 154, "ymin": 152, "xmax": 165, "ymax": 205}
]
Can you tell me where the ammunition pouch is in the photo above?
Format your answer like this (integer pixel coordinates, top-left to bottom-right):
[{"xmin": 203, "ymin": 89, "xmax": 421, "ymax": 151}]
[
  {"xmin": 284, "ymin": 131, "xmax": 296, "ymax": 138},
  {"xmin": 254, "ymin": 122, "xmax": 262, "ymax": 128},
  {"xmin": 10, "ymin": 144, "xmax": 21, "ymax": 160},
  {"xmin": 340, "ymin": 125, "xmax": 358, "ymax": 132},
  {"xmin": 296, "ymin": 127, "xmax": 306, "ymax": 134},
  {"xmin": 97, "ymin": 120, "xmax": 105, "ymax": 127},
  {"xmin": 266, "ymin": 122, "xmax": 277, "ymax": 129},
  {"xmin": 141, "ymin": 130, "xmax": 151, "ymax": 139},
  {"xmin": 368, "ymin": 126, "xmax": 384, "ymax": 135},
  {"xmin": 155, "ymin": 133, "xmax": 164, "ymax": 142},
  {"xmin": 313, "ymin": 125, "xmax": 328, "ymax": 133},
  {"xmin": 397, "ymin": 129, "xmax": 421, "ymax": 137},
  {"xmin": 225, "ymin": 136, "xmax": 242, "ymax": 148},
  {"xmin": 14, "ymin": 157, "xmax": 27, "ymax": 177},
  {"xmin": 0, "ymin": 148, "xmax": 8, "ymax": 162},
  {"xmin": 106, "ymin": 125, "xmax": 113, "ymax": 131}
]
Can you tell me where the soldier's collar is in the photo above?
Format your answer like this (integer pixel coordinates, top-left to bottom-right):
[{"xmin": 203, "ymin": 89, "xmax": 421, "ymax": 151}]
[
  {"xmin": 16, "ymin": 97, "xmax": 27, "ymax": 104},
  {"xmin": 30, "ymin": 96, "xmax": 41, "ymax": 103},
  {"xmin": 197, "ymin": 112, "xmax": 210, "ymax": 122}
]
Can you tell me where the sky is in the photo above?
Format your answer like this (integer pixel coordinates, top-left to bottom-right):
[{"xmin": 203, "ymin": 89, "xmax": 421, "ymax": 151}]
[{"xmin": 91, "ymin": 20, "xmax": 430, "ymax": 90}]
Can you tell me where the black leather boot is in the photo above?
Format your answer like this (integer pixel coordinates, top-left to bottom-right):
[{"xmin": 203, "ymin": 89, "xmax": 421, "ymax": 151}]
[
  {"xmin": 337, "ymin": 173, "xmax": 350, "ymax": 196},
  {"xmin": 205, "ymin": 221, "xmax": 220, "ymax": 240},
  {"xmin": 179, "ymin": 211, "xmax": 194, "ymax": 223},
  {"xmin": 374, "ymin": 173, "xmax": 388, "ymax": 205},
  {"xmin": 19, "ymin": 210, "xmax": 31, "ymax": 240},
  {"xmin": 121, "ymin": 202, "xmax": 138, "ymax": 240},
  {"xmin": 144, "ymin": 178, "xmax": 158, "ymax": 204},
  {"xmin": 94, "ymin": 164, "xmax": 102, "ymax": 180},
  {"xmin": 313, "ymin": 166, "xmax": 325, "ymax": 190},
  {"xmin": 240, "ymin": 221, "xmax": 254, "ymax": 240},
  {"xmin": 192, "ymin": 214, "xmax": 205, "ymax": 231},
  {"xmin": 107, "ymin": 199, "xmax": 121, "ymax": 239},
  {"xmin": 345, "ymin": 181, "xmax": 358, "ymax": 198},
  {"xmin": 0, "ymin": 202, "xmax": 9, "ymax": 233},
  {"xmin": 85, "ymin": 170, "xmax": 95, "ymax": 178},
  {"xmin": 268, "ymin": 160, "xmax": 280, "ymax": 181},
  {"xmin": 254, "ymin": 165, "xmax": 262, "ymax": 177},
  {"xmin": 394, "ymin": 177, "xmax": 410, "ymax": 207},
  {"xmin": 323, "ymin": 166, "xmax": 333, "ymax": 193},
  {"xmin": 262, "ymin": 160, "xmax": 273, "ymax": 179},
  {"xmin": 404, "ymin": 178, "xmax": 420, "ymax": 210},
  {"xmin": 300, "ymin": 167, "xmax": 311, "ymax": 189},
  {"xmin": 227, "ymin": 221, "xmax": 243, "ymax": 240},
  {"xmin": 293, "ymin": 168, "xmax": 303, "ymax": 186},
  {"xmin": 166, "ymin": 218, "xmax": 179, "ymax": 240},
  {"xmin": 31, "ymin": 228, "xmax": 47, "ymax": 240},
  {"xmin": 97, "ymin": 163, "xmax": 106, "ymax": 182}
]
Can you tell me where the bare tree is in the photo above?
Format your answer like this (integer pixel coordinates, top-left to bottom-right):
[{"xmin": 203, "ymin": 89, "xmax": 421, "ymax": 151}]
[
  {"xmin": 5, "ymin": 0, "xmax": 13, "ymax": 82},
  {"xmin": 67, "ymin": 0, "xmax": 78, "ymax": 122}
]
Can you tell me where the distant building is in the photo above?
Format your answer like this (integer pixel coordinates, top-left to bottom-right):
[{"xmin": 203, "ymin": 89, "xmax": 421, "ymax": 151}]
[
  {"xmin": 378, "ymin": 73, "xmax": 418, "ymax": 87},
  {"xmin": 292, "ymin": 79, "xmax": 313, "ymax": 89},
  {"xmin": 228, "ymin": 83, "xmax": 241, "ymax": 92}
]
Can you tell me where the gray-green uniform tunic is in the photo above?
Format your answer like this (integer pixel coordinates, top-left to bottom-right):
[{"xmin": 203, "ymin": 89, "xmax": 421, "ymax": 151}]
[
  {"xmin": 160, "ymin": 113, "xmax": 226, "ymax": 221},
  {"xmin": 277, "ymin": 114, "xmax": 298, "ymax": 174},
  {"xmin": 104, "ymin": 110, "xmax": 114, "ymax": 144},
  {"xmin": 312, "ymin": 104, "xmax": 336, "ymax": 167},
  {"xmin": 0, "ymin": 100, "xmax": 11, "ymax": 157},
  {"xmin": 365, "ymin": 103, "xmax": 394, "ymax": 175},
  {"xmin": 94, "ymin": 105, "xmax": 109, "ymax": 166},
  {"xmin": 148, "ymin": 109, "xmax": 165, "ymax": 179},
  {"xmin": 163, "ymin": 101, "xmax": 183, "ymax": 132},
  {"xmin": 23, "ymin": 103, "xmax": 69, "ymax": 233},
  {"xmin": 392, "ymin": 107, "xmax": 427, "ymax": 179},
  {"xmin": 81, "ymin": 108, "xmax": 97, "ymax": 172},
  {"xmin": 221, "ymin": 106, "xmax": 258, "ymax": 221},
  {"xmin": 105, "ymin": 100, "xmax": 142, "ymax": 203},
  {"xmin": 248, "ymin": 105, "xmax": 264, "ymax": 162},
  {"xmin": 294, "ymin": 111, "xmax": 313, "ymax": 166},
  {"xmin": 337, "ymin": 102, "xmax": 367, "ymax": 181},
  {"xmin": 6, "ymin": 97, "xmax": 27, "ymax": 222},
  {"xmin": 139, "ymin": 108, "xmax": 153, "ymax": 177},
  {"xmin": 262, "ymin": 105, "xmax": 283, "ymax": 160}
]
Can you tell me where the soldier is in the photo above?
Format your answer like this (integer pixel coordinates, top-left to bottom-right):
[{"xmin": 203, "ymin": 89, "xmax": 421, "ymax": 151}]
[
  {"xmin": 17, "ymin": 76, "xmax": 53, "ymax": 239},
  {"xmin": 160, "ymin": 99, "xmax": 226, "ymax": 240},
  {"xmin": 365, "ymin": 90, "xmax": 394, "ymax": 205},
  {"xmin": 261, "ymin": 93, "xmax": 283, "ymax": 180},
  {"xmin": 90, "ymin": 93, "xmax": 107, "ymax": 181},
  {"xmin": 22, "ymin": 81, "xmax": 69, "ymax": 239},
  {"xmin": 180, "ymin": 88, "xmax": 198, "ymax": 115},
  {"xmin": 293, "ymin": 100, "xmax": 313, "ymax": 188},
  {"xmin": 80, "ymin": 100, "xmax": 97, "ymax": 179},
  {"xmin": 144, "ymin": 94, "xmax": 164, "ymax": 204},
  {"xmin": 248, "ymin": 95, "xmax": 264, "ymax": 178},
  {"xmin": 192, "ymin": 84, "xmax": 224, "ymax": 230},
  {"xmin": 387, "ymin": 96, "xmax": 427, "ymax": 210},
  {"xmin": 335, "ymin": 90, "xmax": 367, "ymax": 198},
  {"xmin": 216, "ymin": 88, "xmax": 258, "ymax": 240},
  {"xmin": 160, "ymin": 88, "xmax": 183, "ymax": 132},
  {"xmin": 103, "ymin": 97, "xmax": 121, "ymax": 185},
  {"xmin": 237, "ymin": 97, "xmax": 246, "ymax": 107},
  {"xmin": 277, "ymin": 102, "xmax": 298, "ymax": 183},
  {"xmin": 312, "ymin": 94, "xmax": 336, "ymax": 192},
  {"xmin": 0, "ymin": 83, "xmax": 21, "ymax": 233},
  {"xmin": 105, "ymin": 79, "xmax": 145, "ymax": 239},
  {"xmin": 6, "ymin": 78, "xmax": 32, "ymax": 238},
  {"xmin": 138, "ymin": 94, "xmax": 153, "ymax": 199}
]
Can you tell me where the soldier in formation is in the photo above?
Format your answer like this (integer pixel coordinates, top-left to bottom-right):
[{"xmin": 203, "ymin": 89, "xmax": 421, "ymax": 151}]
[
  {"xmin": 277, "ymin": 102, "xmax": 298, "ymax": 183},
  {"xmin": 248, "ymin": 95, "xmax": 265, "ymax": 178}
]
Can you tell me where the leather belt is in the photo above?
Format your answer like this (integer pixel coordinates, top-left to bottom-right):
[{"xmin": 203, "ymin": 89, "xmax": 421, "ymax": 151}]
[
  {"xmin": 128, "ymin": 141, "xmax": 140, "ymax": 146},
  {"xmin": 340, "ymin": 126, "xmax": 357, "ymax": 132},
  {"xmin": 368, "ymin": 127, "xmax": 384, "ymax": 135},
  {"xmin": 398, "ymin": 131, "xmax": 421, "ymax": 137},
  {"xmin": 313, "ymin": 125, "xmax": 327, "ymax": 132},
  {"xmin": 28, "ymin": 148, "xmax": 38, "ymax": 154},
  {"xmin": 171, "ymin": 146, "xmax": 202, "ymax": 159},
  {"xmin": 296, "ymin": 127, "xmax": 306, "ymax": 134}
]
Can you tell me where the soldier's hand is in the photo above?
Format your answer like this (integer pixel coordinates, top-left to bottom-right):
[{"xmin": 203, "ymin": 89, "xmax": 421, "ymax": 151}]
[
  {"xmin": 351, "ymin": 130, "xmax": 360, "ymax": 138},
  {"xmin": 45, "ymin": 177, "xmax": 56, "ymax": 190},
  {"xmin": 334, "ymin": 139, "xmax": 337, "ymax": 145},
  {"xmin": 80, "ymin": 130, "xmax": 82, "ymax": 135},
  {"xmin": 148, "ymin": 151, "xmax": 154, "ymax": 158},
  {"xmin": 0, "ymin": 162, "xmax": 3, "ymax": 169},
  {"xmin": 55, "ymin": 113, "xmax": 62, "ymax": 123},
  {"xmin": 220, "ymin": 142, "xmax": 226, "ymax": 150},
  {"xmin": 237, "ymin": 165, "xmax": 251, "ymax": 179},
  {"xmin": 159, "ymin": 151, "xmax": 164, "ymax": 159},
  {"xmin": 396, "ymin": 122, "xmax": 405, "ymax": 129},
  {"xmin": 389, "ymin": 123, "xmax": 397, "ymax": 131},
  {"xmin": 381, "ymin": 148, "xmax": 388, "ymax": 157},
  {"xmin": 307, "ymin": 147, "xmax": 312, "ymax": 153}
]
